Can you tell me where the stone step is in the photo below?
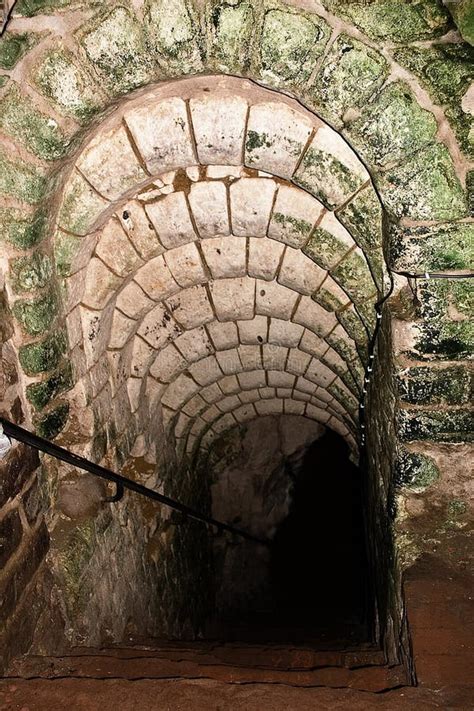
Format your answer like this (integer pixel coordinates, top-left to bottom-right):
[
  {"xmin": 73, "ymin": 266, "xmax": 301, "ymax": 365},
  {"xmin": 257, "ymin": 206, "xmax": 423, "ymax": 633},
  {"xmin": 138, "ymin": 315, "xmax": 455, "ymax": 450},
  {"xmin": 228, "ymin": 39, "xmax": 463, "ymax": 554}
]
[{"xmin": 7, "ymin": 646, "xmax": 406, "ymax": 693}]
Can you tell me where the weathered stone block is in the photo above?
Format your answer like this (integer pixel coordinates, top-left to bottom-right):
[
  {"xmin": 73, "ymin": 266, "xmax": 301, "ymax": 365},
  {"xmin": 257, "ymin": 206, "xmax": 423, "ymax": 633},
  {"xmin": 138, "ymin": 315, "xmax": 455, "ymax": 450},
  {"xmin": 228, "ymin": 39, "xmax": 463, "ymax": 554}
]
[
  {"xmin": 210, "ymin": 276, "xmax": 255, "ymax": 321},
  {"xmin": 166, "ymin": 285, "xmax": 214, "ymax": 329},
  {"xmin": 337, "ymin": 185, "xmax": 383, "ymax": 252},
  {"xmin": 255, "ymin": 279, "xmax": 298, "ymax": 320},
  {"xmin": 145, "ymin": 0, "xmax": 202, "ymax": 74},
  {"xmin": 78, "ymin": 126, "xmax": 147, "ymax": 200},
  {"xmin": 81, "ymin": 6, "xmax": 153, "ymax": 95},
  {"xmin": 165, "ymin": 242, "xmax": 207, "ymax": 288},
  {"xmin": 82, "ymin": 258, "xmax": 122, "ymax": 310},
  {"xmin": 322, "ymin": 0, "xmax": 450, "ymax": 43},
  {"xmin": 145, "ymin": 192, "xmax": 196, "ymax": 248},
  {"xmin": 188, "ymin": 181, "xmax": 230, "ymax": 237},
  {"xmin": 304, "ymin": 213, "xmax": 354, "ymax": 270},
  {"xmin": 134, "ymin": 255, "xmax": 179, "ymax": 302},
  {"xmin": 190, "ymin": 95, "xmax": 248, "ymax": 166},
  {"xmin": 399, "ymin": 408, "xmax": 474, "ymax": 443},
  {"xmin": 0, "ymin": 32, "xmax": 36, "ymax": 69},
  {"xmin": 245, "ymin": 102, "xmax": 312, "ymax": 178},
  {"xmin": 390, "ymin": 221, "xmax": 474, "ymax": 272},
  {"xmin": 294, "ymin": 126, "xmax": 369, "ymax": 208},
  {"xmin": 35, "ymin": 402, "xmax": 69, "ymax": 439},
  {"xmin": 12, "ymin": 290, "xmax": 58, "ymax": 336},
  {"xmin": 268, "ymin": 185, "xmax": 323, "ymax": 248},
  {"xmin": 58, "ymin": 171, "xmax": 108, "ymax": 235},
  {"xmin": 33, "ymin": 48, "xmax": 101, "ymax": 123},
  {"xmin": 413, "ymin": 278, "xmax": 473, "ymax": 360},
  {"xmin": 125, "ymin": 97, "xmax": 195, "ymax": 175},
  {"xmin": 394, "ymin": 43, "xmax": 474, "ymax": 158},
  {"xmin": 0, "ymin": 85, "xmax": 68, "ymax": 161},
  {"xmin": 258, "ymin": 4, "xmax": 330, "ymax": 87},
  {"xmin": 248, "ymin": 237, "xmax": 284, "ymax": 281},
  {"xmin": 95, "ymin": 220, "xmax": 143, "ymax": 277},
  {"xmin": 331, "ymin": 248, "xmax": 377, "ymax": 305},
  {"xmin": 230, "ymin": 177, "xmax": 276, "ymax": 236},
  {"xmin": 446, "ymin": 0, "xmax": 474, "ymax": 45},
  {"xmin": 202, "ymin": 236, "xmax": 246, "ymax": 279},
  {"xmin": 308, "ymin": 34, "xmax": 388, "ymax": 125},
  {"xmin": 9, "ymin": 253, "xmax": 52, "ymax": 293},
  {"xmin": 14, "ymin": 0, "xmax": 74, "ymax": 15},
  {"xmin": 207, "ymin": 0, "xmax": 255, "ymax": 73},
  {"xmin": 278, "ymin": 246, "xmax": 325, "ymax": 295},
  {"xmin": 26, "ymin": 364, "xmax": 73, "ymax": 410},
  {"xmin": 380, "ymin": 144, "xmax": 468, "ymax": 220},
  {"xmin": 0, "ymin": 153, "xmax": 45, "ymax": 204},
  {"xmin": 19, "ymin": 331, "xmax": 66, "ymax": 375},
  {"xmin": 346, "ymin": 82, "xmax": 438, "ymax": 167},
  {"xmin": 398, "ymin": 365, "xmax": 472, "ymax": 406}
]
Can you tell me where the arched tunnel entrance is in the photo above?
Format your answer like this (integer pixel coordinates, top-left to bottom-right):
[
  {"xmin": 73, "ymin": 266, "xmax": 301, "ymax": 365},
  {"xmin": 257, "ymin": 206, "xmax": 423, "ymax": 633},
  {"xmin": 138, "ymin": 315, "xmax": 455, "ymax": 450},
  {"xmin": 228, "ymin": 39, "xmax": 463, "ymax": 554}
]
[{"xmin": 2, "ymin": 75, "xmax": 407, "ymax": 677}]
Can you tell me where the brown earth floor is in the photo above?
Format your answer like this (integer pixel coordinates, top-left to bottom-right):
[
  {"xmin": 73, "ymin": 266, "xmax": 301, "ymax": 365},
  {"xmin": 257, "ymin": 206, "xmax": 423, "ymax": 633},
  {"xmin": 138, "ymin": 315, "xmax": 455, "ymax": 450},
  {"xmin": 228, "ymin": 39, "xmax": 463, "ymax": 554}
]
[{"xmin": 1, "ymin": 679, "xmax": 473, "ymax": 711}]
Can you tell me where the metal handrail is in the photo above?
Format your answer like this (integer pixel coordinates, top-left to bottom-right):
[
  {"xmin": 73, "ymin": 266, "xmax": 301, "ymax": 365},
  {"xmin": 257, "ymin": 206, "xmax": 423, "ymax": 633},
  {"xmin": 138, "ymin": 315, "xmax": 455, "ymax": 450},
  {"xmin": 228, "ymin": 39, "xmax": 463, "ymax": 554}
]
[{"xmin": 0, "ymin": 417, "xmax": 269, "ymax": 546}]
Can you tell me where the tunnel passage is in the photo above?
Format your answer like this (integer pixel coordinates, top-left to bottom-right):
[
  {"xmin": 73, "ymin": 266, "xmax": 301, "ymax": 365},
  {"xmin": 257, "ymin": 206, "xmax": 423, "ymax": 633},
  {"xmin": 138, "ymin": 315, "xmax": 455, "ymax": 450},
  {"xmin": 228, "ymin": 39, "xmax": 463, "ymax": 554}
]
[
  {"xmin": 203, "ymin": 415, "xmax": 369, "ymax": 644},
  {"xmin": 16, "ymin": 75, "xmax": 399, "ymax": 658}
]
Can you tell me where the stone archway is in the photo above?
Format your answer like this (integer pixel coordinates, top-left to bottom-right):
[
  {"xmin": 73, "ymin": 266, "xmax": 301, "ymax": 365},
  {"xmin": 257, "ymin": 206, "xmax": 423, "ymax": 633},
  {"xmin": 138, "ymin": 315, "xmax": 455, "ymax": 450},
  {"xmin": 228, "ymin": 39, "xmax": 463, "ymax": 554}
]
[{"xmin": 33, "ymin": 74, "xmax": 398, "ymax": 653}]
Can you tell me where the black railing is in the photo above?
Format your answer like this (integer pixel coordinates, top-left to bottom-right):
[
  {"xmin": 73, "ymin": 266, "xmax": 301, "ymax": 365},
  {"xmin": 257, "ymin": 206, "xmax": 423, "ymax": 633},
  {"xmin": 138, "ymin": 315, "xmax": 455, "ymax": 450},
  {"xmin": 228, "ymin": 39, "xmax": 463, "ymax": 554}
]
[{"xmin": 0, "ymin": 417, "xmax": 269, "ymax": 546}]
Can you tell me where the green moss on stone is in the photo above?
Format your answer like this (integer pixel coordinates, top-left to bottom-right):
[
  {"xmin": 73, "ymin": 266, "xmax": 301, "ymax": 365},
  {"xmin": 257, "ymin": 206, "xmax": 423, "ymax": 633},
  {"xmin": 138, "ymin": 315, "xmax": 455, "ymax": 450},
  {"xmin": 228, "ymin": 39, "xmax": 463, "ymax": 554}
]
[
  {"xmin": 57, "ymin": 518, "xmax": 95, "ymax": 610},
  {"xmin": 294, "ymin": 144, "xmax": 366, "ymax": 209},
  {"xmin": 399, "ymin": 408, "xmax": 473, "ymax": 443},
  {"xmin": 258, "ymin": 5, "xmax": 330, "ymax": 87},
  {"xmin": 14, "ymin": 0, "xmax": 74, "ymax": 16},
  {"xmin": 12, "ymin": 290, "xmax": 58, "ymax": 336},
  {"xmin": 312, "ymin": 286, "xmax": 345, "ymax": 312},
  {"xmin": 322, "ymin": 0, "xmax": 450, "ymax": 43},
  {"xmin": 395, "ymin": 450, "xmax": 439, "ymax": 490},
  {"xmin": 36, "ymin": 402, "xmax": 69, "ymax": 439},
  {"xmin": 304, "ymin": 226, "xmax": 352, "ymax": 270},
  {"xmin": 34, "ymin": 48, "xmax": 101, "ymax": 123},
  {"xmin": 337, "ymin": 185, "xmax": 383, "ymax": 252},
  {"xmin": 145, "ymin": 0, "xmax": 202, "ymax": 73},
  {"xmin": 380, "ymin": 144, "xmax": 467, "ymax": 220},
  {"xmin": 26, "ymin": 364, "xmax": 73, "ymax": 410},
  {"xmin": 208, "ymin": 0, "xmax": 255, "ymax": 72},
  {"xmin": 336, "ymin": 307, "xmax": 368, "ymax": 345},
  {"xmin": 0, "ymin": 208, "xmax": 46, "ymax": 247},
  {"xmin": 0, "ymin": 32, "xmax": 36, "ymax": 70},
  {"xmin": 308, "ymin": 34, "xmax": 388, "ymax": 126},
  {"xmin": 81, "ymin": 6, "xmax": 153, "ymax": 95},
  {"xmin": 347, "ymin": 82, "xmax": 437, "ymax": 167},
  {"xmin": 331, "ymin": 250, "xmax": 377, "ymax": 305},
  {"xmin": 390, "ymin": 221, "xmax": 474, "ymax": 272},
  {"xmin": 328, "ymin": 381, "xmax": 358, "ymax": 412},
  {"xmin": 0, "ymin": 85, "xmax": 68, "ymax": 161},
  {"xmin": 10, "ymin": 252, "xmax": 52, "ymax": 293},
  {"xmin": 413, "ymin": 278, "xmax": 473, "ymax": 360},
  {"xmin": 19, "ymin": 331, "xmax": 66, "ymax": 375},
  {"xmin": 58, "ymin": 172, "xmax": 108, "ymax": 235},
  {"xmin": 394, "ymin": 44, "xmax": 474, "ymax": 157},
  {"xmin": 445, "ymin": 0, "xmax": 474, "ymax": 45},
  {"xmin": 325, "ymin": 331, "xmax": 359, "ymax": 365},
  {"xmin": 54, "ymin": 231, "xmax": 84, "ymax": 277},
  {"xmin": 0, "ymin": 152, "xmax": 46, "ymax": 204},
  {"xmin": 0, "ymin": 76, "xmax": 8, "ymax": 88},
  {"xmin": 398, "ymin": 365, "xmax": 472, "ymax": 405}
]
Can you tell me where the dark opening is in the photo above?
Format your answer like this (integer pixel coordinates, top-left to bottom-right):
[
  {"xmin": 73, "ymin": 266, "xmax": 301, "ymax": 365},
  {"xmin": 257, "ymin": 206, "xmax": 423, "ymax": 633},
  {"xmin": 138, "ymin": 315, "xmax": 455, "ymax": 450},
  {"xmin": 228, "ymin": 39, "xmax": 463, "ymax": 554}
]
[
  {"xmin": 269, "ymin": 430, "xmax": 370, "ymax": 643},
  {"xmin": 219, "ymin": 429, "xmax": 371, "ymax": 646}
]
